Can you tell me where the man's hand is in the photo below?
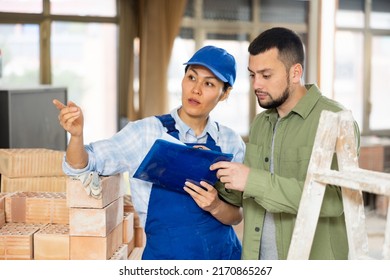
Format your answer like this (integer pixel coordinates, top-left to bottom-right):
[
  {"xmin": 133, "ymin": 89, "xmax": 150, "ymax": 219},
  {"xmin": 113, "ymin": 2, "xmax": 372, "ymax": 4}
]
[{"xmin": 210, "ymin": 161, "xmax": 250, "ymax": 192}]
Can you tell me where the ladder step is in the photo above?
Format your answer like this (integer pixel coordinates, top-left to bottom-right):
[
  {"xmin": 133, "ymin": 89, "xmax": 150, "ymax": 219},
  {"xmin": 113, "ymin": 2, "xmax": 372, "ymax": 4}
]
[
  {"xmin": 289, "ymin": 110, "xmax": 390, "ymax": 260},
  {"xmin": 313, "ymin": 168, "xmax": 390, "ymax": 196}
]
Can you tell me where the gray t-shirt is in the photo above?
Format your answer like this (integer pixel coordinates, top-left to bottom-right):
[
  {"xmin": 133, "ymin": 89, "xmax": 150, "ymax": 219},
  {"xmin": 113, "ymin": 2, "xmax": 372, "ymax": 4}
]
[{"xmin": 259, "ymin": 119, "xmax": 280, "ymax": 260}]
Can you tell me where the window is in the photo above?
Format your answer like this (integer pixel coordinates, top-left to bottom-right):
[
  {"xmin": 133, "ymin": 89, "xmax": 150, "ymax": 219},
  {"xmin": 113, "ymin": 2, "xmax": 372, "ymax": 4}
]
[
  {"xmin": 0, "ymin": 24, "xmax": 40, "ymax": 85},
  {"xmin": 168, "ymin": 34, "xmax": 196, "ymax": 110},
  {"xmin": 371, "ymin": 0, "xmax": 390, "ymax": 29},
  {"xmin": 259, "ymin": 0, "xmax": 308, "ymax": 23},
  {"xmin": 334, "ymin": 31, "xmax": 364, "ymax": 127},
  {"xmin": 336, "ymin": 0, "xmax": 364, "ymax": 28},
  {"xmin": 370, "ymin": 35, "xmax": 390, "ymax": 130},
  {"xmin": 205, "ymin": 35, "xmax": 250, "ymax": 136},
  {"xmin": 0, "ymin": 0, "xmax": 118, "ymax": 145},
  {"xmin": 203, "ymin": 0, "xmax": 252, "ymax": 21},
  {"xmin": 50, "ymin": 0, "xmax": 116, "ymax": 17},
  {"xmin": 51, "ymin": 22, "xmax": 117, "ymax": 143},
  {"xmin": 169, "ymin": 0, "xmax": 309, "ymax": 137},
  {"xmin": 335, "ymin": 0, "xmax": 390, "ymax": 135},
  {"xmin": 0, "ymin": 0, "xmax": 42, "ymax": 13}
]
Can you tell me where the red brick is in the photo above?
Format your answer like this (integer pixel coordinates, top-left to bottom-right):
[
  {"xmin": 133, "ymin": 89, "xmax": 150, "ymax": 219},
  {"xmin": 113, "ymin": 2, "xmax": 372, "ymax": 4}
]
[
  {"xmin": 128, "ymin": 247, "xmax": 144, "ymax": 260},
  {"xmin": 0, "ymin": 148, "xmax": 65, "ymax": 178},
  {"xmin": 134, "ymin": 226, "xmax": 146, "ymax": 248},
  {"xmin": 5, "ymin": 192, "xmax": 69, "ymax": 224},
  {"xmin": 69, "ymin": 197, "xmax": 123, "ymax": 237},
  {"xmin": 34, "ymin": 224, "xmax": 69, "ymax": 260},
  {"xmin": 123, "ymin": 194, "xmax": 140, "ymax": 227},
  {"xmin": 359, "ymin": 146, "xmax": 384, "ymax": 172},
  {"xmin": 110, "ymin": 244, "xmax": 128, "ymax": 260},
  {"xmin": 70, "ymin": 222, "xmax": 123, "ymax": 260},
  {"xmin": 1, "ymin": 176, "xmax": 67, "ymax": 192},
  {"xmin": 67, "ymin": 174, "xmax": 123, "ymax": 209},
  {"xmin": 0, "ymin": 193, "xmax": 10, "ymax": 228},
  {"xmin": 123, "ymin": 212, "xmax": 134, "ymax": 244},
  {"xmin": 126, "ymin": 236, "xmax": 135, "ymax": 257},
  {"xmin": 0, "ymin": 223, "xmax": 44, "ymax": 260}
]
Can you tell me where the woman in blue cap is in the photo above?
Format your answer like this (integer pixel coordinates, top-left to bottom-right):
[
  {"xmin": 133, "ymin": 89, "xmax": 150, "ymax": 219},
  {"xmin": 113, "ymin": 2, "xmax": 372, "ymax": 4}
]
[{"xmin": 53, "ymin": 46, "xmax": 245, "ymax": 260}]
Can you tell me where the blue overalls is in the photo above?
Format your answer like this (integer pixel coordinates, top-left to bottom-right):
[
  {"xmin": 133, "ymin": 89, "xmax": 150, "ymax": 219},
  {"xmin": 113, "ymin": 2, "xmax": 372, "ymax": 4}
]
[{"xmin": 141, "ymin": 114, "xmax": 242, "ymax": 260}]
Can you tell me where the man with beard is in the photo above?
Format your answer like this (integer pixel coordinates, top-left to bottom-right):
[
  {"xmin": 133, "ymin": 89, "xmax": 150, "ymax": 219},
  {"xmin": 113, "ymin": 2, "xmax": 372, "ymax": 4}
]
[{"xmin": 211, "ymin": 27, "xmax": 360, "ymax": 260}]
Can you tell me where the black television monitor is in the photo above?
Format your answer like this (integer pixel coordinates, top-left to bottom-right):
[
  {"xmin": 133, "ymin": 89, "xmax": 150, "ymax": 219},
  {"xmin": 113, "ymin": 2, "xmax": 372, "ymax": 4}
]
[{"xmin": 0, "ymin": 86, "xmax": 67, "ymax": 151}]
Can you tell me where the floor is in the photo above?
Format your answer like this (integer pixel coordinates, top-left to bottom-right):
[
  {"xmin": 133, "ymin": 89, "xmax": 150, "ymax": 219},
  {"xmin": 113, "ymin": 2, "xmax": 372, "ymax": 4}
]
[{"xmin": 365, "ymin": 210, "xmax": 387, "ymax": 259}]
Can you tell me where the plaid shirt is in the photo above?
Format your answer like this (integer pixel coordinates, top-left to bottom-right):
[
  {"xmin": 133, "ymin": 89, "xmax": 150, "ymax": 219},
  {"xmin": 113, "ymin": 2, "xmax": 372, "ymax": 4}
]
[{"xmin": 63, "ymin": 107, "xmax": 245, "ymax": 227}]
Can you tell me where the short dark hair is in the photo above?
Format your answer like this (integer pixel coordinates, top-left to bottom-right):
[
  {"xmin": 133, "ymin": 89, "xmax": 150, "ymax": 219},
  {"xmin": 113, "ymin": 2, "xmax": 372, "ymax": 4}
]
[{"xmin": 248, "ymin": 27, "xmax": 305, "ymax": 72}]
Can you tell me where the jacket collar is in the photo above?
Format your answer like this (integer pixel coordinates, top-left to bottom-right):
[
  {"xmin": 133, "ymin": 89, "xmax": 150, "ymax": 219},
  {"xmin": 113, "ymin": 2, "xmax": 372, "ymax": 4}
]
[{"xmin": 264, "ymin": 84, "xmax": 321, "ymax": 121}]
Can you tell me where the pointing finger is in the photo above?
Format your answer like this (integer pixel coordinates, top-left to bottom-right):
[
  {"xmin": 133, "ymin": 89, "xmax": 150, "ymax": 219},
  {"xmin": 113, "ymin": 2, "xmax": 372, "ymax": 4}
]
[{"xmin": 53, "ymin": 99, "xmax": 66, "ymax": 110}]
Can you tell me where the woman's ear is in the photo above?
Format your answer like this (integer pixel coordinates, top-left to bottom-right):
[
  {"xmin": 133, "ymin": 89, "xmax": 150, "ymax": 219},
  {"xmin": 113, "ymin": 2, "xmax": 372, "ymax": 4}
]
[{"xmin": 219, "ymin": 87, "xmax": 232, "ymax": 102}]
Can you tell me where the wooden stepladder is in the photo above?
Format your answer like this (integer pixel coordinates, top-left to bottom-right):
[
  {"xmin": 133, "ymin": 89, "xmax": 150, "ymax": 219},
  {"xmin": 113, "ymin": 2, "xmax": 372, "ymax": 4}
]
[{"xmin": 287, "ymin": 110, "xmax": 390, "ymax": 260}]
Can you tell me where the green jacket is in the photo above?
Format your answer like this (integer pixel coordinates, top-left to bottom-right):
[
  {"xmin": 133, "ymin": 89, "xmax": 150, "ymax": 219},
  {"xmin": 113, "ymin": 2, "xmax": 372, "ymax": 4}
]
[{"xmin": 220, "ymin": 84, "xmax": 360, "ymax": 260}]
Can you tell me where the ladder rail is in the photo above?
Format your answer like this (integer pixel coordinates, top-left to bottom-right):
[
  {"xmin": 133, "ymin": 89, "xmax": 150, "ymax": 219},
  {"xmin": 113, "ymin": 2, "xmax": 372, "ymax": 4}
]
[
  {"xmin": 287, "ymin": 110, "xmax": 390, "ymax": 260},
  {"xmin": 287, "ymin": 110, "xmax": 340, "ymax": 260},
  {"xmin": 336, "ymin": 111, "xmax": 370, "ymax": 259}
]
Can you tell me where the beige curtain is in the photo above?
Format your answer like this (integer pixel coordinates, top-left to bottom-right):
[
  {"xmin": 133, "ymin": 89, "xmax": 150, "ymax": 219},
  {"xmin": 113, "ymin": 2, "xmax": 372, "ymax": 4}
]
[
  {"xmin": 138, "ymin": 0, "xmax": 187, "ymax": 118},
  {"xmin": 118, "ymin": 0, "xmax": 138, "ymax": 121}
]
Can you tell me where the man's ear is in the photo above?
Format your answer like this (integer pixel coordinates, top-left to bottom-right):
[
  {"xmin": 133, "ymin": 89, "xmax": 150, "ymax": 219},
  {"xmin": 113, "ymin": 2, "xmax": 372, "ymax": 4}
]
[{"xmin": 290, "ymin": 63, "xmax": 303, "ymax": 83}]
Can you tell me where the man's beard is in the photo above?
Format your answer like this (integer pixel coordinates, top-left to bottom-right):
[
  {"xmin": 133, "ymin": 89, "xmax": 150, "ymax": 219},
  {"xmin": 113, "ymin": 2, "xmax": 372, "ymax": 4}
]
[
  {"xmin": 257, "ymin": 83, "xmax": 290, "ymax": 109},
  {"xmin": 258, "ymin": 87, "xmax": 289, "ymax": 109}
]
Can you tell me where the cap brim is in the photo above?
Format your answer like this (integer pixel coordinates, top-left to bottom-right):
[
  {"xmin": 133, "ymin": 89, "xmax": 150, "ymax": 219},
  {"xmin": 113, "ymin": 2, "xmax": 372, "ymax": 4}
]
[{"xmin": 184, "ymin": 62, "xmax": 229, "ymax": 84}]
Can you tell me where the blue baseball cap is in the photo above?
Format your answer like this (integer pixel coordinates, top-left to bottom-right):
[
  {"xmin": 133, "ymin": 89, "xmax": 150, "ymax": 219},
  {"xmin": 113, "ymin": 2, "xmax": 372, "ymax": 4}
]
[{"xmin": 184, "ymin": 45, "xmax": 236, "ymax": 87}]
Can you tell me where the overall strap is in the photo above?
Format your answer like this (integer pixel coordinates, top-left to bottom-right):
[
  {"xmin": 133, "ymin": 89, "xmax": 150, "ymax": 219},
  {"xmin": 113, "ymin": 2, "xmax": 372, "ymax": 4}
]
[
  {"xmin": 155, "ymin": 114, "xmax": 220, "ymax": 151},
  {"xmin": 156, "ymin": 114, "xmax": 179, "ymax": 139}
]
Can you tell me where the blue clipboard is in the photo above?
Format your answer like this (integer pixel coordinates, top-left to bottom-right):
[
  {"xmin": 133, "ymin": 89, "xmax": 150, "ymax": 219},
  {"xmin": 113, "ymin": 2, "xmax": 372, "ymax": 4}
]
[{"xmin": 133, "ymin": 139, "xmax": 233, "ymax": 193}]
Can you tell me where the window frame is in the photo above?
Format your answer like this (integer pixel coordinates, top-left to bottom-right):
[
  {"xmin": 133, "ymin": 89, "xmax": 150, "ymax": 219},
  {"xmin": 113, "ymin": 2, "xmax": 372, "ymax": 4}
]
[
  {"xmin": 336, "ymin": 0, "xmax": 390, "ymax": 136},
  {"xmin": 176, "ymin": 0, "xmax": 310, "ymax": 139},
  {"xmin": 0, "ymin": 0, "xmax": 120, "ymax": 143}
]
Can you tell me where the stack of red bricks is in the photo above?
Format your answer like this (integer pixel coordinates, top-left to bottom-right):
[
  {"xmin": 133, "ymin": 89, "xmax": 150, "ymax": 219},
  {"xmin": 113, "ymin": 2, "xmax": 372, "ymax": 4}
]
[
  {"xmin": 123, "ymin": 193, "xmax": 146, "ymax": 259},
  {"xmin": 0, "ymin": 148, "xmax": 67, "ymax": 193},
  {"xmin": 0, "ymin": 148, "xmax": 144, "ymax": 260},
  {"xmin": 68, "ymin": 174, "xmax": 128, "ymax": 260}
]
